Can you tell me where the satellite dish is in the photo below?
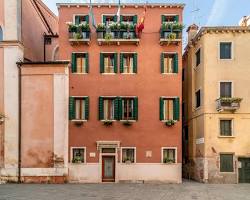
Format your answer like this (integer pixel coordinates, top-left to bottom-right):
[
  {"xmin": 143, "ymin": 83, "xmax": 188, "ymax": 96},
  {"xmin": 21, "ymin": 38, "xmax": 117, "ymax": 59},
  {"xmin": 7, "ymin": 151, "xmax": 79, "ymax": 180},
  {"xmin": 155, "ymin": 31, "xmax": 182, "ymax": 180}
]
[{"xmin": 239, "ymin": 16, "xmax": 250, "ymax": 26}]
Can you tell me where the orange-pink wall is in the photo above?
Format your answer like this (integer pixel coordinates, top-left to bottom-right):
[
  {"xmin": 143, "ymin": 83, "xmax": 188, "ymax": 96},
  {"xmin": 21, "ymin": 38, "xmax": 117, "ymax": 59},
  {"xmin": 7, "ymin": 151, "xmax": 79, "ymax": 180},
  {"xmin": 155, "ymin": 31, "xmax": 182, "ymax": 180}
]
[
  {"xmin": 0, "ymin": 47, "xmax": 4, "ymax": 167},
  {"xmin": 0, "ymin": 0, "xmax": 4, "ymax": 28},
  {"xmin": 59, "ymin": 5, "xmax": 183, "ymax": 163},
  {"xmin": 21, "ymin": 65, "xmax": 65, "ymax": 168}
]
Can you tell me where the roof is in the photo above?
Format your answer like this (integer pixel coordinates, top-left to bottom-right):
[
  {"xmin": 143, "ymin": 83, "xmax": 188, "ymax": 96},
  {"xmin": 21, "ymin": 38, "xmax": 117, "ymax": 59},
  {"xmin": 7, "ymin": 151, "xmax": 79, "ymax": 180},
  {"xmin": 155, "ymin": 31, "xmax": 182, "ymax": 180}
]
[
  {"xmin": 184, "ymin": 26, "xmax": 250, "ymax": 54},
  {"xmin": 56, "ymin": 3, "xmax": 185, "ymax": 8}
]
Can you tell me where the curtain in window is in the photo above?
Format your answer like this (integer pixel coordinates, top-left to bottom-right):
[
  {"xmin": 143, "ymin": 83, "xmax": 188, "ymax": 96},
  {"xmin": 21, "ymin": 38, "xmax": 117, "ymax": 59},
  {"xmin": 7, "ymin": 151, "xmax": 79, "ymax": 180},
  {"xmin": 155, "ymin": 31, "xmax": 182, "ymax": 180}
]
[
  {"xmin": 122, "ymin": 99, "xmax": 134, "ymax": 120},
  {"xmin": 220, "ymin": 82, "xmax": 232, "ymax": 97},
  {"xmin": 75, "ymin": 99, "xmax": 86, "ymax": 120},
  {"xmin": 164, "ymin": 99, "xmax": 174, "ymax": 120},
  {"xmin": 104, "ymin": 99, "xmax": 114, "ymax": 120},
  {"xmin": 122, "ymin": 149, "xmax": 134, "ymax": 162},
  {"xmin": 104, "ymin": 56, "xmax": 114, "ymax": 73},
  {"xmin": 163, "ymin": 149, "xmax": 176, "ymax": 162},
  {"xmin": 76, "ymin": 56, "xmax": 86, "ymax": 73},
  {"xmin": 164, "ymin": 56, "xmax": 173, "ymax": 73},
  {"xmin": 123, "ymin": 56, "xmax": 134, "ymax": 73}
]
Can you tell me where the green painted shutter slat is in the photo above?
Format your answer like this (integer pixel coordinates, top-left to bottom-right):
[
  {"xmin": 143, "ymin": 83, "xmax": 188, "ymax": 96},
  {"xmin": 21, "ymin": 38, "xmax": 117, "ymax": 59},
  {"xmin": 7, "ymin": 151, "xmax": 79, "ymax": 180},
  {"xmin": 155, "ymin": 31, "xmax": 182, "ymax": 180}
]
[
  {"xmin": 174, "ymin": 53, "xmax": 178, "ymax": 73},
  {"xmin": 99, "ymin": 97, "xmax": 104, "ymax": 120},
  {"xmin": 114, "ymin": 53, "xmax": 118, "ymax": 73},
  {"xmin": 133, "ymin": 15, "xmax": 138, "ymax": 24},
  {"xmin": 174, "ymin": 97, "xmax": 180, "ymax": 121},
  {"xmin": 85, "ymin": 15, "xmax": 89, "ymax": 24},
  {"xmin": 120, "ymin": 53, "xmax": 124, "ymax": 73},
  {"xmin": 103, "ymin": 16, "xmax": 106, "ymax": 24},
  {"xmin": 114, "ymin": 98, "xmax": 119, "ymax": 120},
  {"xmin": 118, "ymin": 97, "xmax": 123, "ymax": 120},
  {"xmin": 69, "ymin": 97, "xmax": 75, "ymax": 120},
  {"xmin": 114, "ymin": 15, "xmax": 118, "ymax": 22},
  {"xmin": 133, "ymin": 53, "xmax": 137, "ymax": 73},
  {"xmin": 161, "ymin": 53, "xmax": 164, "ymax": 73},
  {"xmin": 85, "ymin": 97, "xmax": 89, "ymax": 120},
  {"xmin": 85, "ymin": 53, "xmax": 89, "ymax": 73},
  {"xmin": 133, "ymin": 97, "xmax": 138, "ymax": 120},
  {"xmin": 161, "ymin": 15, "xmax": 165, "ymax": 23},
  {"xmin": 75, "ymin": 16, "xmax": 80, "ymax": 25},
  {"xmin": 160, "ymin": 97, "xmax": 164, "ymax": 121},
  {"xmin": 71, "ymin": 53, "xmax": 76, "ymax": 73},
  {"xmin": 120, "ymin": 15, "xmax": 123, "ymax": 23},
  {"xmin": 174, "ymin": 15, "xmax": 179, "ymax": 22},
  {"xmin": 100, "ymin": 53, "xmax": 104, "ymax": 73}
]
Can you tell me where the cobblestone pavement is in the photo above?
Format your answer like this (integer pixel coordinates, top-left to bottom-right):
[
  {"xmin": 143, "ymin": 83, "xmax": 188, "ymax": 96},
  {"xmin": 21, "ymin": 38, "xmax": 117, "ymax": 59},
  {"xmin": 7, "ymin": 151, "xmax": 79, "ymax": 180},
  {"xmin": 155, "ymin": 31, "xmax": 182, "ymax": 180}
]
[{"xmin": 0, "ymin": 181, "xmax": 250, "ymax": 200}]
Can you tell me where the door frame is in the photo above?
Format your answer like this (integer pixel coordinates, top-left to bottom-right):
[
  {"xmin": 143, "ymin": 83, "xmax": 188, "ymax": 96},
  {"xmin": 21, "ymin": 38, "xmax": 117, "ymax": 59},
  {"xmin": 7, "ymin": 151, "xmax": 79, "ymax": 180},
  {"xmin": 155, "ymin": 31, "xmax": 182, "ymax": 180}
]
[
  {"xmin": 102, "ymin": 155, "xmax": 116, "ymax": 182},
  {"xmin": 238, "ymin": 157, "xmax": 250, "ymax": 183}
]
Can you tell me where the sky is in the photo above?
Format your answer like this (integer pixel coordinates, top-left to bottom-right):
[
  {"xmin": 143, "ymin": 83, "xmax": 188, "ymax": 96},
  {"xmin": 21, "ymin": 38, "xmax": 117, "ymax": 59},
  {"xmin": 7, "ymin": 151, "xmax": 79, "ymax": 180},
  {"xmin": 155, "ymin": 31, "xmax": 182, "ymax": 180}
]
[{"xmin": 42, "ymin": 0, "xmax": 250, "ymax": 44}]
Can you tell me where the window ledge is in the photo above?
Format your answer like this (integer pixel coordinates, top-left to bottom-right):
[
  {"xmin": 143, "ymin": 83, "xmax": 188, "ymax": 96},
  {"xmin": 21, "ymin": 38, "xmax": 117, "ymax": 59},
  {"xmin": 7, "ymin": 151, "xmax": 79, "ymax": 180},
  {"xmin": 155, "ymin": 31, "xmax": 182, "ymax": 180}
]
[
  {"xmin": 218, "ymin": 136, "xmax": 235, "ymax": 138},
  {"xmin": 120, "ymin": 120, "xmax": 136, "ymax": 122},
  {"xmin": 72, "ymin": 73, "xmax": 88, "ymax": 75},
  {"xmin": 71, "ymin": 162, "xmax": 86, "ymax": 165},
  {"xmin": 219, "ymin": 171, "xmax": 235, "ymax": 174},
  {"xmin": 161, "ymin": 120, "xmax": 177, "ymax": 123},
  {"xmin": 120, "ymin": 163, "xmax": 136, "ymax": 165},
  {"xmin": 161, "ymin": 163, "xmax": 178, "ymax": 165},
  {"xmin": 101, "ymin": 73, "xmax": 117, "ymax": 75},
  {"xmin": 121, "ymin": 73, "xmax": 136, "ymax": 75},
  {"xmin": 161, "ymin": 73, "xmax": 178, "ymax": 75},
  {"xmin": 101, "ymin": 120, "xmax": 117, "ymax": 122},
  {"xmin": 71, "ymin": 120, "xmax": 88, "ymax": 122}
]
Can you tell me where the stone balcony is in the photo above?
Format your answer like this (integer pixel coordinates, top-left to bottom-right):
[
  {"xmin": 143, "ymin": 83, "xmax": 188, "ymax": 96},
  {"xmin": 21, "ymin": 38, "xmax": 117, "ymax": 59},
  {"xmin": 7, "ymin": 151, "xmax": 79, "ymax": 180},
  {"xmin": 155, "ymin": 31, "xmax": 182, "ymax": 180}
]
[
  {"xmin": 216, "ymin": 97, "xmax": 243, "ymax": 112},
  {"xmin": 68, "ymin": 31, "xmax": 91, "ymax": 45}
]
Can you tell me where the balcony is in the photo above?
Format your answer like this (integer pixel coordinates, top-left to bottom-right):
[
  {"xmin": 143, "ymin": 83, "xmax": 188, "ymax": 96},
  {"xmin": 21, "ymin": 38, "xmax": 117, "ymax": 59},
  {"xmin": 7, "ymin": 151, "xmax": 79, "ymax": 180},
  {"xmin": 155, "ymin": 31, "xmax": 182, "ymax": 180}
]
[
  {"xmin": 96, "ymin": 23, "xmax": 140, "ymax": 46},
  {"xmin": 216, "ymin": 97, "xmax": 243, "ymax": 112},
  {"xmin": 159, "ymin": 22, "xmax": 183, "ymax": 45},
  {"xmin": 67, "ymin": 22, "xmax": 91, "ymax": 45}
]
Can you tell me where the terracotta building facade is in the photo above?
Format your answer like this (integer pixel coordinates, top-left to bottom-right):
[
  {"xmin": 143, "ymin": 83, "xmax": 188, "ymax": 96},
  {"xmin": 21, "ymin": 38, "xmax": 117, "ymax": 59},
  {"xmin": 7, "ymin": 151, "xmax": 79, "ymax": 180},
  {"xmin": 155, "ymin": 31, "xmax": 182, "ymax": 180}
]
[{"xmin": 58, "ymin": 3, "xmax": 184, "ymax": 183}]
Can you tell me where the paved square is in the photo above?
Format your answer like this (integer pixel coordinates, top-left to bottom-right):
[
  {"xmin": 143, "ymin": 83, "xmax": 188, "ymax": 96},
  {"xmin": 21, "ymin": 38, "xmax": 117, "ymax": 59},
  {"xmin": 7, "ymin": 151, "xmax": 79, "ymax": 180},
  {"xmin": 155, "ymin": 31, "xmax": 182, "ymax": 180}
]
[{"xmin": 0, "ymin": 181, "xmax": 249, "ymax": 200}]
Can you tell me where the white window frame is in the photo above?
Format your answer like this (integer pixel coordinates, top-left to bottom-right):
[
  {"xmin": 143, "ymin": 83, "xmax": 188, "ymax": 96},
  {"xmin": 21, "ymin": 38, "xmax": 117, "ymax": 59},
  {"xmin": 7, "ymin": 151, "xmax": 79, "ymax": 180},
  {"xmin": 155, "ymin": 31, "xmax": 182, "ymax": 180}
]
[
  {"xmin": 101, "ymin": 52, "xmax": 116, "ymax": 75},
  {"xmin": 72, "ymin": 52, "xmax": 88, "ymax": 75},
  {"xmin": 120, "ymin": 147, "xmax": 136, "ymax": 164},
  {"xmin": 161, "ymin": 147, "xmax": 177, "ymax": 164},
  {"xmin": 71, "ymin": 147, "xmax": 87, "ymax": 164},
  {"xmin": 218, "ymin": 81, "xmax": 234, "ymax": 98},
  {"xmin": 219, "ymin": 153, "xmax": 235, "ymax": 173},
  {"xmin": 70, "ymin": 96, "xmax": 88, "ymax": 122},
  {"xmin": 101, "ymin": 96, "xmax": 117, "ymax": 122},
  {"xmin": 218, "ymin": 41, "xmax": 234, "ymax": 61},
  {"xmin": 120, "ymin": 52, "xmax": 136, "ymax": 75},
  {"xmin": 162, "ymin": 52, "xmax": 178, "ymax": 75},
  {"xmin": 219, "ymin": 118, "xmax": 234, "ymax": 138}
]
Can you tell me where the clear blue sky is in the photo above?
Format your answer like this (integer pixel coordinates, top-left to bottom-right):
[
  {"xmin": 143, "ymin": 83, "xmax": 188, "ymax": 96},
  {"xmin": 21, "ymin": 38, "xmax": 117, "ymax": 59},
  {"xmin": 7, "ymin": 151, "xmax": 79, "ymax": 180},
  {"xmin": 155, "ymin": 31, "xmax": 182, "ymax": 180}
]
[{"xmin": 42, "ymin": 0, "xmax": 250, "ymax": 44}]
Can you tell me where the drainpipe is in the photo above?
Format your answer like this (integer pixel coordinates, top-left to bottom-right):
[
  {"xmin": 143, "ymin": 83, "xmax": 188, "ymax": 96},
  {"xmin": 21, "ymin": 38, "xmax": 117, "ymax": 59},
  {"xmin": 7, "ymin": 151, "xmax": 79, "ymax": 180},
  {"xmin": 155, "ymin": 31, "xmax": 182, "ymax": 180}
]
[{"xmin": 17, "ymin": 64, "xmax": 22, "ymax": 183}]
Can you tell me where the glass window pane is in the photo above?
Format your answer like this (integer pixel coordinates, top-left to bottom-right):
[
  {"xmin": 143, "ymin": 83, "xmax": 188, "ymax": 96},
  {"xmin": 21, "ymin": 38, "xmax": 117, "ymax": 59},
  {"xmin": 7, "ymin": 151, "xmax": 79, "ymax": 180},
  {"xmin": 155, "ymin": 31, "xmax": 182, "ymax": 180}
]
[
  {"xmin": 220, "ymin": 154, "xmax": 234, "ymax": 172},
  {"xmin": 220, "ymin": 42, "xmax": 232, "ymax": 59},
  {"xmin": 72, "ymin": 148, "xmax": 85, "ymax": 163},
  {"xmin": 122, "ymin": 149, "xmax": 135, "ymax": 163}
]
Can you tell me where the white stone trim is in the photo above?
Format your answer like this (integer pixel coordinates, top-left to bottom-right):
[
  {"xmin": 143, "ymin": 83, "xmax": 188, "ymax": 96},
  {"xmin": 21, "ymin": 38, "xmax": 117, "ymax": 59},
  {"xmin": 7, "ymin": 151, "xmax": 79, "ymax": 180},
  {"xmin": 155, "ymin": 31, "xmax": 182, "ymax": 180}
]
[
  {"xmin": 70, "ymin": 147, "xmax": 87, "ymax": 164},
  {"xmin": 161, "ymin": 147, "xmax": 178, "ymax": 164}
]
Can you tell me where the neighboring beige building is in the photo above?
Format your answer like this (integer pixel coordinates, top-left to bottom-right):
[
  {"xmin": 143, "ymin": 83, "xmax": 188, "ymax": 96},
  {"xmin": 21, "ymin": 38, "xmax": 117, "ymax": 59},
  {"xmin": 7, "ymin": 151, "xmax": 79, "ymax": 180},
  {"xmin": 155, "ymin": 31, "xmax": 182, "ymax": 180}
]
[{"xmin": 183, "ymin": 25, "xmax": 250, "ymax": 183}]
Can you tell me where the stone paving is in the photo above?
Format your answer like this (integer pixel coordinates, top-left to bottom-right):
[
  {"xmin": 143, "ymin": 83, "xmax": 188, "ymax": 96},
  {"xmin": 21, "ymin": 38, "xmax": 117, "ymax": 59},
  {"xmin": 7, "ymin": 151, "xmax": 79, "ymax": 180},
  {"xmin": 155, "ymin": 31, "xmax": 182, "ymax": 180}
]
[{"xmin": 0, "ymin": 181, "xmax": 249, "ymax": 200}]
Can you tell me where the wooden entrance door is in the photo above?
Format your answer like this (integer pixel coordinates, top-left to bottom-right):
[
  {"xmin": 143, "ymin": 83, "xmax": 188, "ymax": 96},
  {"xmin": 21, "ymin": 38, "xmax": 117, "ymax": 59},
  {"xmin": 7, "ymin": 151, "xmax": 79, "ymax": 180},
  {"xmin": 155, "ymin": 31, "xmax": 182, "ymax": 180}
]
[
  {"xmin": 239, "ymin": 158, "xmax": 250, "ymax": 183},
  {"xmin": 102, "ymin": 156, "xmax": 115, "ymax": 182}
]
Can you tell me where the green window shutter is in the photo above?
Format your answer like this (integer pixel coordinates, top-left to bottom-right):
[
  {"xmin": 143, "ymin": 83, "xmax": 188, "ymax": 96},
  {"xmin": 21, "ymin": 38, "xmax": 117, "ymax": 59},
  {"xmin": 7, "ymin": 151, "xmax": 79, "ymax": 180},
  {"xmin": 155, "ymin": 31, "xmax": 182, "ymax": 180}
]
[
  {"xmin": 161, "ymin": 53, "xmax": 165, "ymax": 73},
  {"xmin": 161, "ymin": 15, "xmax": 165, "ymax": 23},
  {"xmin": 133, "ymin": 15, "xmax": 138, "ymax": 24},
  {"xmin": 160, "ymin": 97, "xmax": 164, "ymax": 121},
  {"xmin": 114, "ymin": 98, "xmax": 119, "ymax": 120},
  {"xmin": 173, "ymin": 97, "xmax": 180, "ymax": 121},
  {"xmin": 69, "ymin": 97, "xmax": 75, "ymax": 120},
  {"xmin": 118, "ymin": 97, "xmax": 123, "ymax": 120},
  {"xmin": 85, "ymin": 53, "xmax": 89, "ymax": 73},
  {"xmin": 133, "ymin": 53, "xmax": 138, "ymax": 73},
  {"xmin": 99, "ymin": 97, "xmax": 104, "ymax": 120},
  {"xmin": 133, "ymin": 97, "xmax": 138, "ymax": 120},
  {"xmin": 120, "ymin": 15, "xmax": 123, "ymax": 23},
  {"xmin": 174, "ymin": 15, "xmax": 179, "ymax": 22},
  {"xmin": 103, "ymin": 15, "xmax": 106, "ymax": 24},
  {"xmin": 114, "ymin": 15, "xmax": 118, "ymax": 22},
  {"xmin": 174, "ymin": 53, "xmax": 179, "ymax": 73},
  {"xmin": 114, "ymin": 53, "xmax": 118, "ymax": 73},
  {"xmin": 85, "ymin": 97, "xmax": 89, "ymax": 120},
  {"xmin": 75, "ymin": 16, "xmax": 80, "ymax": 25},
  {"xmin": 220, "ymin": 154, "xmax": 234, "ymax": 172},
  {"xmin": 120, "ymin": 53, "xmax": 124, "ymax": 73},
  {"xmin": 100, "ymin": 53, "xmax": 104, "ymax": 73},
  {"xmin": 85, "ymin": 15, "xmax": 89, "ymax": 24},
  {"xmin": 71, "ymin": 53, "xmax": 76, "ymax": 73}
]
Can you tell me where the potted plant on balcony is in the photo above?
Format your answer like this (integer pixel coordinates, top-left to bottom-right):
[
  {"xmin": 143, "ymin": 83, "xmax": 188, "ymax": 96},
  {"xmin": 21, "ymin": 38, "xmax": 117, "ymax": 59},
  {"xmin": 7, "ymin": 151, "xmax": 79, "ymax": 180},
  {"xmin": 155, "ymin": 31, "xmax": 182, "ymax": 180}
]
[
  {"xmin": 165, "ymin": 120, "xmax": 176, "ymax": 127},
  {"xmin": 67, "ymin": 22, "xmax": 78, "ymax": 33},
  {"xmin": 72, "ymin": 156, "xmax": 83, "ymax": 164},
  {"xmin": 103, "ymin": 120, "xmax": 113, "ymax": 126},
  {"xmin": 96, "ymin": 23, "xmax": 106, "ymax": 39}
]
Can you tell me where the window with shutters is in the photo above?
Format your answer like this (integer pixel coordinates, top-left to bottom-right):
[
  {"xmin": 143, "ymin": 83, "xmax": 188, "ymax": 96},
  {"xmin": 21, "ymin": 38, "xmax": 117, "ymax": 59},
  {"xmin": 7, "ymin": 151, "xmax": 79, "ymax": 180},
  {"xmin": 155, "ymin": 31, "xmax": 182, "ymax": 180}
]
[
  {"xmin": 121, "ymin": 148, "xmax": 136, "ymax": 163},
  {"xmin": 160, "ymin": 97, "xmax": 180, "ymax": 121},
  {"xmin": 220, "ymin": 154, "xmax": 234, "ymax": 172},
  {"xmin": 195, "ymin": 90, "xmax": 201, "ymax": 108},
  {"xmin": 196, "ymin": 48, "xmax": 201, "ymax": 67},
  {"xmin": 162, "ymin": 148, "xmax": 177, "ymax": 164},
  {"xmin": 161, "ymin": 53, "xmax": 178, "ymax": 74},
  {"xmin": 71, "ymin": 147, "xmax": 86, "ymax": 163},
  {"xmin": 69, "ymin": 97, "xmax": 89, "ymax": 121},
  {"xmin": 71, "ymin": 53, "xmax": 89, "ymax": 74},
  {"xmin": 120, "ymin": 53, "xmax": 137, "ymax": 74},
  {"xmin": 102, "ymin": 15, "xmax": 117, "ymax": 26},
  {"xmin": 161, "ymin": 15, "xmax": 179, "ymax": 23},
  {"xmin": 220, "ymin": 42, "xmax": 232, "ymax": 59},
  {"xmin": 220, "ymin": 82, "xmax": 232, "ymax": 98},
  {"xmin": 100, "ymin": 53, "xmax": 117, "ymax": 74},
  {"xmin": 220, "ymin": 119, "xmax": 233, "ymax": 136},
  {"xmin": 74, "ymin": 15, "xmax": 89, "ymax": 25},
  {"xmin": 121, "ymin": 98, "xmax": 137, "ymax": 120}
]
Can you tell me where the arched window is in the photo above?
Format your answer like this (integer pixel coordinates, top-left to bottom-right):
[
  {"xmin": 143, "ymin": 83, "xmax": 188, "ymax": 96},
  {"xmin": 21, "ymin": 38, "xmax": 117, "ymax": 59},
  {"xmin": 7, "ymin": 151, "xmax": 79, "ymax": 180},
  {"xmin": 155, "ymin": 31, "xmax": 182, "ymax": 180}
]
[{"xmin": 0, "ymin": 26, "xmax": 3, "ymax": 41}]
